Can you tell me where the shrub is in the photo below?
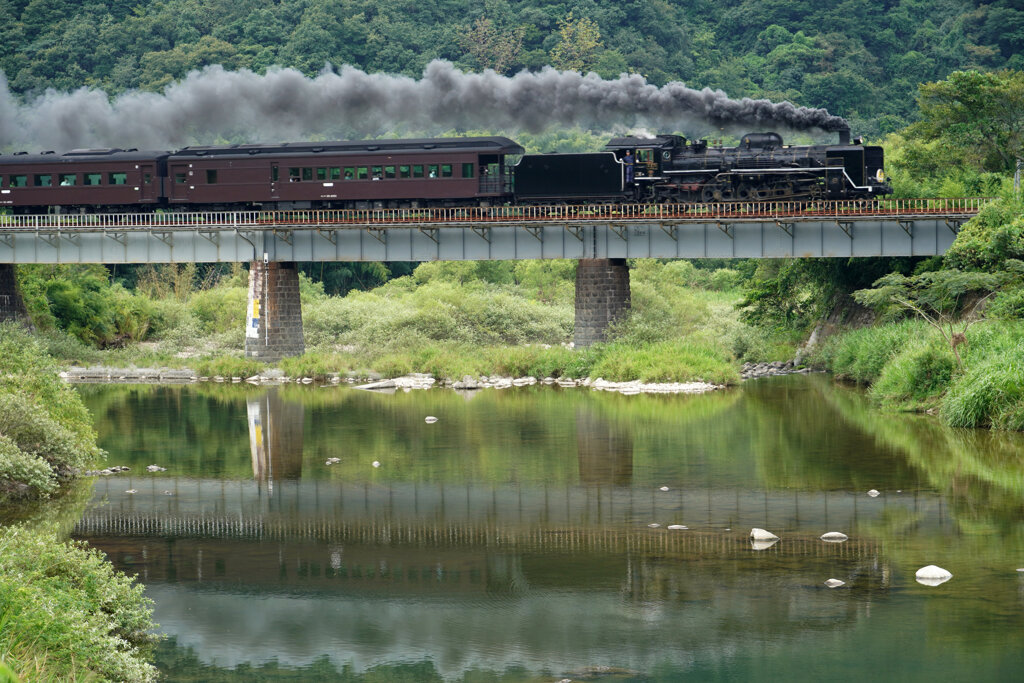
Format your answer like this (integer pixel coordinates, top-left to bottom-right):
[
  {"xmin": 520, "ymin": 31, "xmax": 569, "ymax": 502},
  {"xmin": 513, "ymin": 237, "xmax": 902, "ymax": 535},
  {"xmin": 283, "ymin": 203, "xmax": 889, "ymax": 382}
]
[{"xmin": 0, "ymin": 526, "xmax": 157, "ymax": 682}]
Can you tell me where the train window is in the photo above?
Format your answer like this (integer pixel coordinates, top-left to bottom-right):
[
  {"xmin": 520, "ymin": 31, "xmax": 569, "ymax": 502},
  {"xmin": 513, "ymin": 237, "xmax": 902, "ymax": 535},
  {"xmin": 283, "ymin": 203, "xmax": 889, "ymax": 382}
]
[
  {"xmin": 85, "ymin": 173, "xmax": 101, "ymax": 186},
  {"xmin": 174, "ymin": 173, "xmax": 187, "ymax": 184},
  {"xmin": 11, "ymin": 175, "xmax": 27, "ymax": 187},
  {"xmin": 413, "ymin": 165, "xmax": 424, "ymax": 178},
  {"xmin": 143, "ymin": 173, "xmax": 152, "ymax": 185},
  {"xmin": 357, "ymin": 167, "xmax": 368, "ymax": 180},
  {"xmin": 399, "ymin": 165, "xmax": 410, "ymax": 178},
  {"xmin": 461, "ymin": 163, "xmax": 474, "ymax": 178},
  {"xmin": 34, "ymin": 174, "xmax": 53, "ymax": 187},
  {"xmin": 344, "ymin": 167, "xmax": 354, "ymax": 180},
  {"xmin": 271, "ymin": 167, "xmax": 279, "ymax": 182},
  {"xmin": 371, "ymin": 166, "xmax": 383, "ymax": 179},
  {"xmin": 428, "ymin": 164, "xmax": 439, "ymax": 178},
  {"xmin": 302, "ymin": 168, "xmax": 313, "ymax": 181},
  {"xmin": 109, "ymin": 172, "xmax": 127, "ymax": 185},
  {"xmin": 59, "ymin": 174, "xmax": 77, "ymax": 186},
  {"xmin": 329, "ymin": 168, "xmax": 341, "ymax": 180},
  {"xmin": 288, "ymin": 168, "xmax": 300, "ymax": 182},
  {"xmin": 206, "ymin": 170, "xmax": 218, "ymax": 184},
  {"xmin": 441, "ymin": 164, "xmax": 453, "ymax": 178},
  {"xmin": 384, "ymin": 166, "xmax": 396, "ymax": 179},
  {"xmin": 316, "ymin": 168, "xmax": 327, "ymax": 181}
]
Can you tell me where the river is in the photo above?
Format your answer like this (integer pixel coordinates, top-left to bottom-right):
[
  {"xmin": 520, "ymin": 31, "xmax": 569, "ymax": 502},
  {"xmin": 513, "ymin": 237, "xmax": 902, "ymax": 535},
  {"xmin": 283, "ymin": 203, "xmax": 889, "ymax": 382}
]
[{"xmin": 72, "ymin": 375, "xmax": 1024, "ymax": 682}]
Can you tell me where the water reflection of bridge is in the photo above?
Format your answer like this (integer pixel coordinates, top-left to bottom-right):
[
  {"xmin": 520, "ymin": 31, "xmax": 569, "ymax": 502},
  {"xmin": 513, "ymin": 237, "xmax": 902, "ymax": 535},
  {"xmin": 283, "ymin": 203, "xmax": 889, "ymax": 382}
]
[{"xmin": 77, "ymin": 475, "xmax": 945, "ymax": 558}]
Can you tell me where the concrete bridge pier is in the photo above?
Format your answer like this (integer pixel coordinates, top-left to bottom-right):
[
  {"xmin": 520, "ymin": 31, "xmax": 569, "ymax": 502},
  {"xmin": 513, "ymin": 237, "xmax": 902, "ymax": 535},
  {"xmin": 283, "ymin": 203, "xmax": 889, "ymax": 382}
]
[
  {"xmin": 244, "ymin": 261, "xmax": 304, "ymax": 362},
  {"xmin": 0, "ymin": 264, "xmax": 29, "ymax": 324},
  {"xmin": 574, "ymin": 258, "xmax": 631, "ymax": 347}
]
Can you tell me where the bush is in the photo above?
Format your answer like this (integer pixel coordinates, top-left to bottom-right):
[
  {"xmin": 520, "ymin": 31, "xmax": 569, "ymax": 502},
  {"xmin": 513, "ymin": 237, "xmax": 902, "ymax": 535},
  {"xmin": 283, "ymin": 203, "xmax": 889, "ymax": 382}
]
[{"xmin": 0, "ymin": 526, "xmax": 157, "ymax": 682}]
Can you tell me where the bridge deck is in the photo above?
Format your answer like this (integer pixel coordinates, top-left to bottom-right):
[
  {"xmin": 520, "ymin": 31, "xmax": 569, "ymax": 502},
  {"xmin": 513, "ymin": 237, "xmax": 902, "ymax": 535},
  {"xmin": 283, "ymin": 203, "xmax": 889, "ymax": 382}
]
[{"xmin": 0, "ymin": 198, "xmax": 990, "ymax": 262}]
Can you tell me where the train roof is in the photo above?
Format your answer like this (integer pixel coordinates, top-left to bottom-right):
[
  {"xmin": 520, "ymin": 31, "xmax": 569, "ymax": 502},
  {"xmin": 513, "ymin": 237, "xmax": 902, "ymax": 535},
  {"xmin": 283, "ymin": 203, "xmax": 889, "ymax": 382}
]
[
  {"xmin": 0, "ymin": 149, "xmax": 169, "ymax": 165},
  {"xmin": 170, "ymin": 136, "xmax": 525, "ymax": 158}
]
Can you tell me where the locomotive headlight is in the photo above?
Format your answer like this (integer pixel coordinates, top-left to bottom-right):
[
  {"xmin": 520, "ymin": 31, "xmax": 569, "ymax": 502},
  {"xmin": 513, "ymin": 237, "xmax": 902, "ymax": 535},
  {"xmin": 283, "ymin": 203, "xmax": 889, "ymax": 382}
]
[{"xmin": 875, "ymin": 169, "xmax": 885, "ymax": 182}]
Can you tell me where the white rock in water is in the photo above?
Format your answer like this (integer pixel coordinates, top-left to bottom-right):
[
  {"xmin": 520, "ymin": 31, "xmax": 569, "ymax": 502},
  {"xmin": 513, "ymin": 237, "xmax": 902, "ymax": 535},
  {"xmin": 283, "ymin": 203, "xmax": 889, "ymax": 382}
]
[
  {"xmin": 915, "ymin": 565, "xmax": 953, "ymax": 586},
  {"xmin": 750, "ymin": 538, "xmax": 779, "ymax": 551},
  {"xmin": 659, "ymin": 486, "xmax": 670, "ymax": 492},
  {"xmin": 821, "ymin": 531, "xmax": 849, "ymax": 542},
  {"xmin": 824, "ymin": 578, "xmax": 846, "ymax": 588},
  {"xmin": 425, "ymin": 416, "xmax": 438, "ymax": 423},
  {"xmin": 371, "ymin": 460, "xmax": 380, "ymax": 468},
  {"xmin": 750, "ymin": 528, "xmax": 780, "ymax": 542},
  {"xmin": 667, "ymin": 525, "xmax": 688, "ymax": 530},
  {"xmin": 867, "ymin": 489, "xmax": 880, "ymax": 497},
  {"xmin": 648, "ymin": 523, "xmax": 661, "ymax": 528}
]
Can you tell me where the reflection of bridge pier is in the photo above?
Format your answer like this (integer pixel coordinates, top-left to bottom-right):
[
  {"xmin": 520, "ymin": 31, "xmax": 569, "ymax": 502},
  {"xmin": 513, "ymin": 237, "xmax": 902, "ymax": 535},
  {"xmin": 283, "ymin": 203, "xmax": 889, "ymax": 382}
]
[
  {"xmin": 576, "ymin": 409, "xmax": 633, "ymax": 485},
  {"xmin": 247, "ymin": 388, "xmax": 304, "ymax": 482}
]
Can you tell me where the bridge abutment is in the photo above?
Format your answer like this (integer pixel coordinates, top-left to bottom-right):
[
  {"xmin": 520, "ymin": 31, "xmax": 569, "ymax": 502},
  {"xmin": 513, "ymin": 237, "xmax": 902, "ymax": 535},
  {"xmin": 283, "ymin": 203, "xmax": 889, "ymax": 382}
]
[
  {"xmin": 245, "ymin": 261, "xmax": 304, "ymax": 362},
  {"xmin": 574, "ymin": 258, "xmax": 630, "ymax": 348},
  {"xmin": 0, "ymin": 264, "xmax": 29, "ymax": 324}
]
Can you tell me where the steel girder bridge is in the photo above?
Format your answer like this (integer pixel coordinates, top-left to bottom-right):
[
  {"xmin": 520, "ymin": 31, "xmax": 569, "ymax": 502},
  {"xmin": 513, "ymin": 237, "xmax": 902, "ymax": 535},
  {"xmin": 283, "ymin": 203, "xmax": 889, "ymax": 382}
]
[{"xmin": 0, "ymin": 198, "xmax": 988, "ymax": 264}]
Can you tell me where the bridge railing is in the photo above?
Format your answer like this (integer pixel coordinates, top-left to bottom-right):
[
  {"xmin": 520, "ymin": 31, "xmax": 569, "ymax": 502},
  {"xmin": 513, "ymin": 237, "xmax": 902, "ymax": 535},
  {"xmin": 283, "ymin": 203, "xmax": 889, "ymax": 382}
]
[{"xmin": 0, "ymin": 197, "xmax": 993, "ymax": 231}]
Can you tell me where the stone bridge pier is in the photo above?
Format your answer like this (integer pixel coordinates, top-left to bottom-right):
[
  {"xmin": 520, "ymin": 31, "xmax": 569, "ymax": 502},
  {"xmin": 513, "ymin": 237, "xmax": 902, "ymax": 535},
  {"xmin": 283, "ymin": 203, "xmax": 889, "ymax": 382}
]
[
  {"xmin": 0, "ymin": 264, "xmax": 29, "ymax": 324},
  {"xmin": 241, "ymin": 257, "xmax": 631, "ymax": 361},
  {"xmin": 244, "ymin": 261, "xmax": 304, "ymax": 362},
  {"xmin": 574, "ymin": 258, "xmax": 631, "ymax": 347}
]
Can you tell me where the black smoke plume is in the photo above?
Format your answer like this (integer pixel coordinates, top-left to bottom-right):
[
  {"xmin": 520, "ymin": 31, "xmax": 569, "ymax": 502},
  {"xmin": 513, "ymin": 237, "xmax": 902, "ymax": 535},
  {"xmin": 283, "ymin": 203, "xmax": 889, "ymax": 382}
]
[{"xmin": 0, "ymin": 61, "xmax": 848, "ymax": 152}]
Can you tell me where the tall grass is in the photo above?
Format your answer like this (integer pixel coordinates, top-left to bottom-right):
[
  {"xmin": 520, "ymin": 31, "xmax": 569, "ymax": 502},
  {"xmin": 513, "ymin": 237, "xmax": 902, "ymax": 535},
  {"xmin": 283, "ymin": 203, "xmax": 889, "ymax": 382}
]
[{"xmin": 817, "ymin": 319, "xmax": 1024, "ymax": 430}]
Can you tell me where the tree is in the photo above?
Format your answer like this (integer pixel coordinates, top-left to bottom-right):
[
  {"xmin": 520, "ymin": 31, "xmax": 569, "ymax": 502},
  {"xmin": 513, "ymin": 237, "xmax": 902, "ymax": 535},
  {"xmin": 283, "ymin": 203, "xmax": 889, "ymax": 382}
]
[
  {"xmin": 912, "ymin": 69, "xmax": 1024, "ymax": 173},
  {"xmin": 459, "ymin": 16, "xmax": 525, "ymax": 74},
  {"xmin": 853, "ymin": 267, "xmax": 1017, "ymax": 370},
  {"xmin": 550, "ymin": 11, "xmax": 603, "ymax": 73}
]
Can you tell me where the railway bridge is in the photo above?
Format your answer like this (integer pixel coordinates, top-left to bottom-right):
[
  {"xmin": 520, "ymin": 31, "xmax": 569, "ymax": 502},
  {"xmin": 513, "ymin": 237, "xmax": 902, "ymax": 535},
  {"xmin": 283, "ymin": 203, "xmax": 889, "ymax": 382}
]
[{"xmin": 0, "ymin": 198, "xmax": 988, "ymax": 359}]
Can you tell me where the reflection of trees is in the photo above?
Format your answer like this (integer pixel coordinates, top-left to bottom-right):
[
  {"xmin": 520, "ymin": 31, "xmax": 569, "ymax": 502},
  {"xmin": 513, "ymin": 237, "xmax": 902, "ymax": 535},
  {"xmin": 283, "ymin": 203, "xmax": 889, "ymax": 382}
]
[{"xmin": 741, "ymin": 375, "xmax": 925, "ymax": 491}]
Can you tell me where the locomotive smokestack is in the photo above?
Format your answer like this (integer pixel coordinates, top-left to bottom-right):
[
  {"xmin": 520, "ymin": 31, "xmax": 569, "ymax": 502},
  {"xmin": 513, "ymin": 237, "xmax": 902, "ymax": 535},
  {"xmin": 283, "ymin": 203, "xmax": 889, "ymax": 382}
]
[{"xmin": 838, "ymin": 127, "xmax": 851, "ymax": 145}]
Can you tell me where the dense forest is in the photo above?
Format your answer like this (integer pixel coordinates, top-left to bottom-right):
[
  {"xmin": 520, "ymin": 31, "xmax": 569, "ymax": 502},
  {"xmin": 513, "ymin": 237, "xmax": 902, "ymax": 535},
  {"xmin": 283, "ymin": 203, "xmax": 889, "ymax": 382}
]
[{"xmin": 1, "ymin": 0, "xmax": 1021, "ymax": 137}]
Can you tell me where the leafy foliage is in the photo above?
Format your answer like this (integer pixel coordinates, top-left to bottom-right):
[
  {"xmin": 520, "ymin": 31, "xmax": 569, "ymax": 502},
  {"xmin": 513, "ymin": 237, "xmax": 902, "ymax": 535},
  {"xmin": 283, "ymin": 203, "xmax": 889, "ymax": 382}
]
[
  {"xmin": 2, "ymin": 1, "xmax": 1022, "ymax": 137},
  {"xmin": 0, "ymin": 526, "xmax": 157, "ymax": 682}
]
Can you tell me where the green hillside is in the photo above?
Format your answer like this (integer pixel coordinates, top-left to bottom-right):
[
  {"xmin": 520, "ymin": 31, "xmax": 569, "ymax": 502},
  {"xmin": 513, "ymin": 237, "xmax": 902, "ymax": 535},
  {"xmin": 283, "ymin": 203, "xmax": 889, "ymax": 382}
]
[{"xmin": 1, "ymin": 0, "xmax": 1021, "ymax": 136}]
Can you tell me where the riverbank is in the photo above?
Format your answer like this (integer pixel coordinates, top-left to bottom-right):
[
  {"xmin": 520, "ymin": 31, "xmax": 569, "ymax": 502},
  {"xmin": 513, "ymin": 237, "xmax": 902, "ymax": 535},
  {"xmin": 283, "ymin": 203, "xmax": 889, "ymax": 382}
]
[
  {"xmin": 0, "ymin": 324, "xmax": 158, "ymax": 681},
  {"xmin": 810, "ymin": 318, "xmax": 1024, "ymax": 430}
]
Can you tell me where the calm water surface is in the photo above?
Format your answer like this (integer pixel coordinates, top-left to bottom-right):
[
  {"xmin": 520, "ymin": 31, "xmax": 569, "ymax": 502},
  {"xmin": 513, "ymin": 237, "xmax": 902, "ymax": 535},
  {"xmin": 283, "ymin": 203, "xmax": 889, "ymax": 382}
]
[{"xmin": 73, "ymin": 376, "xmax": 1024, "ymax": 682}]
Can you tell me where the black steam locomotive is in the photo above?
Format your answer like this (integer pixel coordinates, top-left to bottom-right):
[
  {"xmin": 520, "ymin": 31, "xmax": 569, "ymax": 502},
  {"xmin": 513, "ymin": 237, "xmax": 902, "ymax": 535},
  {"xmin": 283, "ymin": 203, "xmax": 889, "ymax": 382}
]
[
  {"xmin": 519, "ymin": 129, "xmax": 890, "ymax": 203},
  {"xmin": 0, "ymin": 130, "xmax": 889, "ymax": 214}
]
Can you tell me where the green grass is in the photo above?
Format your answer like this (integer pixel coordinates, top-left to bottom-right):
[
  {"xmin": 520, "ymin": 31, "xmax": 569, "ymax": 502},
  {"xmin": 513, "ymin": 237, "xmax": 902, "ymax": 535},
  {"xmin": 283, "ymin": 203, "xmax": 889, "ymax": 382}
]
[{"xmin": 816, "ymin": 319, "xmax": 1024, "ymax": 430}]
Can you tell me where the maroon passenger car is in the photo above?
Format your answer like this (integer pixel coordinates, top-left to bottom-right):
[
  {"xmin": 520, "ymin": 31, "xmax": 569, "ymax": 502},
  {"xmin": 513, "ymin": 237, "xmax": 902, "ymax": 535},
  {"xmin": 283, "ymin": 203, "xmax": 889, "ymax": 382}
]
[
  {"xmin": 0, "ymin": 149, "xmax": 168, "ymax": 213},
  {"xmin": 165, "ymin": 137, "xmax": 524, "ymax": 210}
]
